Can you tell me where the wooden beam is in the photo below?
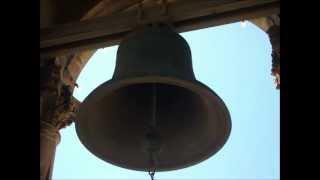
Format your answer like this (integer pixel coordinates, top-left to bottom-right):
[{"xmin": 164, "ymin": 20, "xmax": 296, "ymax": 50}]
[
  {"xmin": 81, "ymin": 0, "xmax": 144, "ymax": 20},
  {"xmin": 40, "ymin": 0, "xmax": 279, "ymax": 58}
]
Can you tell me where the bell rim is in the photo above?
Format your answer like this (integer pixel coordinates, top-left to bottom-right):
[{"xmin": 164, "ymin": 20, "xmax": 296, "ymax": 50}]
[{"xmin": 76, "ymin": 75, "xmax": 232, "ymax": 172}]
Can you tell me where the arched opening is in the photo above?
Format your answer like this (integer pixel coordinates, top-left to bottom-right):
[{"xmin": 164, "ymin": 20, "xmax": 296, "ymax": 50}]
[{"xmin": 53, "ymin": 21, "xmax": 279, "ymax": 179}]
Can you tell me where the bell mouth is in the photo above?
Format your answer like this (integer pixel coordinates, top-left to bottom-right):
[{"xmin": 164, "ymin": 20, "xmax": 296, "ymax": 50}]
[{"xmin": 76, "ymin": 76, "xmax": 231, "ymax": 172}]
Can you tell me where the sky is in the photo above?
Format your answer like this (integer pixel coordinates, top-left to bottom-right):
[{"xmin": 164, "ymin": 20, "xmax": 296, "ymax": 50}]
[{"xmin": 53, "ymin": 21, "xmax": 280, "ymax": 180}]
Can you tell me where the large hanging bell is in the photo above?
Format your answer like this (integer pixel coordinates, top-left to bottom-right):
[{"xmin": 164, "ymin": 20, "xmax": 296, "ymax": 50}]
[{"xmin": 75, "ymin": 25, "xmax": 231, "ymax": 172}]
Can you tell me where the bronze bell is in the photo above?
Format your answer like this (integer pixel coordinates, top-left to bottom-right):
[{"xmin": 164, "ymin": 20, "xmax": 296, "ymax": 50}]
[{"xmin": 75, "ymin": 25, "xmax": 231, "ymax": 172}]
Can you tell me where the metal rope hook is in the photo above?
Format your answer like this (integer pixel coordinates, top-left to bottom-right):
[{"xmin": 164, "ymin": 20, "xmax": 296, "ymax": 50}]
[
  {"xmin": 160, "ymin": 0, "xmax": 168, "ymax": 16},
  {"xmin": 146, "ymin": 83, "xmax": 160, "ymax": 180},
  {"xmin": 147, "ymin": 150, "xmax": 157, "ymax": 180},
  {"xmin": 147, "ymin": 145, "xmax": 158, "ymax": 180},
  {"xmin": 136, "ymin": 0, "xmax": 172, "ymax": 28},
  {"xmin": 148, "ymin": 168, "xmax": 155, "ymax": 180}
]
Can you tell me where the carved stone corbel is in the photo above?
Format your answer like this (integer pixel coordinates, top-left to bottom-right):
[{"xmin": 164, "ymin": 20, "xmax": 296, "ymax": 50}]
[
  {"xmin": 250, "ymin": 14, "xmax": 280, "ymax": 89},
  {"xmin": 266, "ymin": 16, "xmax": 280, "ymax": 89},
  {"xmin": 40, "ymin": 57, "xmax": 79, "ymax": 180}
]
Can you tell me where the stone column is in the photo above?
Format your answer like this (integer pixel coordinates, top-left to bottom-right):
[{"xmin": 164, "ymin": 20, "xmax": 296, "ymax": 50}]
[
  {"xmin": 40, "ymin": 57, "xmax": 77, "ymax": 180},
  {"xmin": 40, "ymin": 121, "xmax": 60, "ymax": 179}
]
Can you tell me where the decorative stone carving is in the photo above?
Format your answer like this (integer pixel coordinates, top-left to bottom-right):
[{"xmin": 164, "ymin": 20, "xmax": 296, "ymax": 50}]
[
  {"xmin": 40, "ymin": 57, "xmax": 77, "ymax": 128},
  {"xmin": 267, "ymin": 21, "xmax": 280, "ymax": 89},
  {"xmin": 250, "ymin": 14, "xmax": 280, "ymax": 89},
  {"xmin": 271, "ymin": 50, "xmax": 280, "ymax": 89}
]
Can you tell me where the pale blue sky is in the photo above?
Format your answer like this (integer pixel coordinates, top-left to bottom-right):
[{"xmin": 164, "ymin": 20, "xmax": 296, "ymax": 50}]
[{"xmin": 53, "ymin": 21, "xmax": 280, "ymax": 180}]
